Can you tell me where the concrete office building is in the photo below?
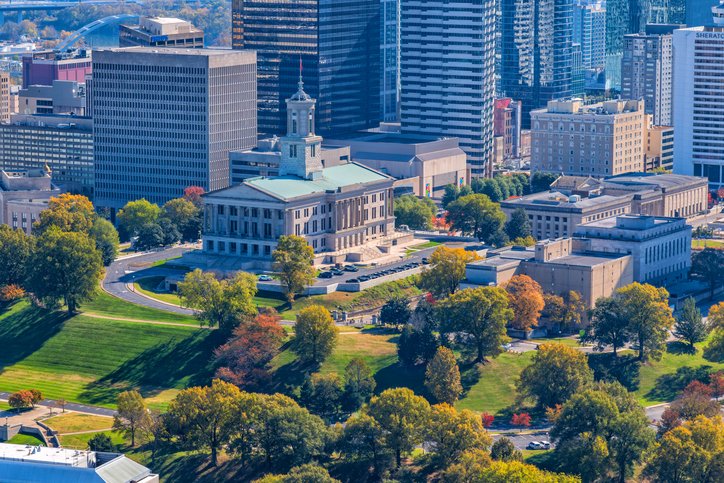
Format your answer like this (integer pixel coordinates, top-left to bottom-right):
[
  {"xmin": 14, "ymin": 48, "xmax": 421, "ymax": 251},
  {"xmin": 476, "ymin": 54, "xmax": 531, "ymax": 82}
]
[
  {"xmin": 92, "ymin": 48, "xmax": 257, "ymax": 214},
  {"xmin": 120, "ymin": 17, "xmax": 204, "ymax": 49},
  {"xmin": 18, "ymin": 80, "xmax": 86, "ymax": 116},
  {"xmin": 0, "ymin": 169, "xmax": 60, "ymax": 235},
  {"xmin": 232, "ymin": 0, "xmax": 380, "ymax": 138},
  {"xmin": 573, "ymin": 1, "xmax": 606, "ymax": 69},
  {"xmin": 621, "ymin": 24, "xmax": 678, "ymax": 126},
  {"xmin": 673, "ymin": 2, "xmax": 724, "ymax": 190},
  {"xmin": 0, "ymin": 113, "xmax": 93, "ymax": 194},
  {"xmin": 0, "ymin": 442, "xmax": 159, "ymax": 482},
  {"xmin": 531, "ymin": 98, "xmax": 645, "ymax": 178},
  {"xmin": 494, "ymin": 98, "xmax": 523, "ymax": 160},
  {"xmin": 0, "ymin": 72, "xmax": 9, "ymax": 123},
  {"xmin": 381, "ymin": 0, "xmax": 400, "ymax": 122},
  {"xmin": 644, "ymin": 115, "xmax": 674, "ymax": 171},
  {"xmin": 499, "ymin": 173, "xmax": 707, "ymax": 239},
  {"xmin": 22, "ymin": 50, "xmax": 91, "ymax": 89},
  {"xmin": 499, "ymin": 0, "xmax": 574, "ymax": 129},
  {"xmin": 401, "ymin": 0, "xmax": 496, "ymax": 177}
]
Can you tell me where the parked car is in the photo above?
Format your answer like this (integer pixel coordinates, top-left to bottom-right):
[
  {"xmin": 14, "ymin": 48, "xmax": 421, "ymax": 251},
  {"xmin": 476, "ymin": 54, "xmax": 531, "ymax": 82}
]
[
  {"xmin": 258, "ymin": 275, "xmax": 274, "ymax": 281},
  {"xmin": 539, "ymin": 441, "xmax": 551, "ymax": 450},
  {"xmin": 422, "ymin": 258, "xmax": 430, "ymax": 264},
  {"xmin": 526, "ymin": 442, "xmax": 542, "ymax": 450},
  {"xmin": 358, "ymin": 275, "xmax": 371, "ymax": 282},
  {"xmin": 331, "ymin": 269, "xmax": 344, "ymax": 276},
  {"xmin": 347, "ymin": 278, "xmax": 359, "ymax": 283},
  {"xmin": 344, "ymin": 265, "xmax": 359, "ymax": 272},
  {"xmin": 501, "ymin": 343, "xmax": 512, "ymax": 351},
  {"xmin": 318, "ymin": 271, "xmax": 334, "ymax": 279}
]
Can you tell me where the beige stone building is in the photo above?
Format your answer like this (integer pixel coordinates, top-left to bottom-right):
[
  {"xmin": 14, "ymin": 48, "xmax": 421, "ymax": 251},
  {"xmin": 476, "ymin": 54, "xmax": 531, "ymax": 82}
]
[
  {"xmin": 644, "ymin": 115, "xmax": 674, "ymax": 171},
  {"xmin": 531, "ymin": 98, "xmax": 645, "ymax": 178}
]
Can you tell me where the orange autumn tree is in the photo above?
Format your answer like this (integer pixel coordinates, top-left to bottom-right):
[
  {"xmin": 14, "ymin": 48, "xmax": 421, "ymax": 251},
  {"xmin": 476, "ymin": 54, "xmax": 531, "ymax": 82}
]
[{"xmin": 504, "ymin": 275, "xmax": 545, "ymax": 332}]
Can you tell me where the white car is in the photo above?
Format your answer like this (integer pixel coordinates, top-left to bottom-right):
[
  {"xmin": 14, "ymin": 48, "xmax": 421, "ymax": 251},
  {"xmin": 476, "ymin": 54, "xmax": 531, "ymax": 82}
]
[
  {"xmin": 526, "ymin": 442, "xmax": 542, "ymax": 450},
  {"xmin": 258, "ymin": 275, "xmax": 274, "ymax": 281},
  {"xmin": 539, "ymin": 441, "xmax": 551, "ymax": 450}
]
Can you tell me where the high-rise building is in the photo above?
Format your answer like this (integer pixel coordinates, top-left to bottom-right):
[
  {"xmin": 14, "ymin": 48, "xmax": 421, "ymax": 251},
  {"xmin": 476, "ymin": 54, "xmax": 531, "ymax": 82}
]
[
  {"xmin": 400, "ymin": 0, "xmax": 496, "ymax": 177},
  {"xmin": 0, "ymin": 73, "xmax": 9, "ymax": 123},
  {"xmin": 232, "ymin": 0, "xmax": 380, "ymax": 138},
  {"xmin": 499, "ymin": 0, "xmax": 574, "ymax": 129},
  {"xmin": 673, "ymin": 1, "xmax": 724, "ymax": 190},
  {"xmin": 92, "ymin": 48, "xmax": 257, "ymax": 216},
  {"xmin": 21, "ymin": 50, "xmax": 92, "ymax": 89},
  {"xmin": 381, "ymin": 0, "xmax": 399, "ymax": 122},
  {"xmin": 493, "ymin": 98, "xmax": 523, "ymax": 160},
  {"xmin": 621, "ymin": 24, "xmax": 678, "ymax": 126},
  {"xmin": 119, "ymin": 17, "xmax": 205, "ymax": 49},
  {"xmin": 572, "ymin": 43, "xmax": 586, "ymax": 97},
  {"xmin": 573, "ymin": 1, "xmax": 606, "ymax": 69}
]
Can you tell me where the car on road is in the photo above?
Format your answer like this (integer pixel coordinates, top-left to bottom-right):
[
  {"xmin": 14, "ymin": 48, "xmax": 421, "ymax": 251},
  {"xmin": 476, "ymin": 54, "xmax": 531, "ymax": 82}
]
[
  {"xmin": 318, "ymin": 271, "xmax": 334, "ymax": 279},
  {"xmin": 344, "ymin": 265, "xmax": 359, "ymax": 272},
  {"xmin": 526, "ymin": 442, "xmax": 542, "ymax": 450},
  {"xmin": 258, "ymin": 275, "xmax": 274, "ymax": 281}
]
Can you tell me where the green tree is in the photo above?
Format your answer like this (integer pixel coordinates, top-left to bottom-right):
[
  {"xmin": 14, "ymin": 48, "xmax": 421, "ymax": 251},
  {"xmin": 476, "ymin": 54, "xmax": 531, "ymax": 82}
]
[
  {"xmin": 344, "ymin": 357, "xmax": 376, "ymax": 411},
  {"xmin": 394, "ymin": 195, "xmax": 437, "ymax": 230},
  {"xmin": 481, "ymin": 178, "xmax": 504, "ymax": 202},
  {"xmin": 583, "ymin": 297, "xmax": 630, "ymax": 356},
  {"xmin": 380, "ymin": 295, "xmax": 411, "ymax": 326},
  {"xmin": 118, "ymin": 198, "xmax": 162, "ymax": 235},
  {"xmin": 158, "ymin": 218, "xmax": 181, "ymax": 246},
  {"xmin": 228, "ymin": 391, "xmax": 261, "ymax": 472},
  {"xmin": 616, "ymin": 282, "xmax": 674, "ymax": 361},
  {"xmin": 272, "ymin": 235, "xmax": 315, "ymax": 309},
  {"xmin": 341, "ymin": 414, "xmax": 388, "ymax": 473},
  {"xmin": 691, "ymin": 248, "xmax": 724, "ymax": 298},
  {"xmin": 490, "ymin": 437, "xmax": 523, "ymax": 462},
  {"xmin": 88, "ymin": 218, "xmax": 119, "ymax": 266},
  {"xmin": 516, "ymin": 343, "xmax": 593, "ymax": 409},
  {"xmin": 442, "ymin": 184, "xmax": 461, "ymax": 208},
  {"xmin": 135, "ymin": 223, "xmax": 164, "ymax": 250},
  {"xmin": 293, "ymin": 305, "xmax": 339, "ymax": 362},
  {"xmin": 178, "ymin": 269, "xmax": 258, "ymax": 333},
  {"xmin": 426, "ymin": 403, "xmax": 492, "ymax": 465},
  {"xmin": 88, "ymin": 433, "xmax": 116, "ymax": 452},
  {"xmin": 504, "ymin": 207, "xmax": 532, "ymax": 241},
  {"xmin": 255, "ymin": 463, "xmax": 341, "ymax": 483},
  {"xmin": 28, "ymin": 227, "xmax": 103, "ymax": 314},
  {"xmin": 531, "ymin": 172, "xmax": 559, "ymax": 193},
  {"xmin": 420, "ymin": 246, "xmax": 482, "ymax": 298},
  {"xmin": 300, "ymin": 373, "xmax": 344, "ymax": 419},
  {"xmin": 443, "ymin": 458, "xmax": 580, "ymax": 483},
  {"xmin": 364, "ymin": 388, "xmax": 430, "ymax": 467},
  {"xmin": 546, "ymin": 292, "xmax": 585, "ymax": 333},
  {"xmin": 396, "ymin": 323, "xmax": 439, "ymax": 367},
  {"xmin": 113, "ymin": 390, "xmax": 151, "ymax": 447},
  {"xmin": 425, "ymin": 347, "xmax": 463, "ymax": 404},
  {"xmin": 0, "ymin": 225, "xmax": 34, "ymax": 287},
  {"xmin": 674, "ymin": 297, "xmax": 708, "ymax": 350},
  {"xmin": 437, "ymin": 287, "xmax": 512, "ymax": 363},
  {"xmin": 445, "ymin": 194, "xmax": 507, "ymax": 245},
  {"xmin": 162, "ymin": 197, "xmax": 198, "ymax": 228}
]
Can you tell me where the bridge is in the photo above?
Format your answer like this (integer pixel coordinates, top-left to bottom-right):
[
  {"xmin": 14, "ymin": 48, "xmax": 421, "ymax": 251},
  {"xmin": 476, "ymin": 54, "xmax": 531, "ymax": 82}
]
[
  {"xmin": 0, "ymin": 0, "xmax": 118, "ymax": 24},
  {"xmin": 54, "ymin": 13, "xmax": 138, "ymax": 51}
]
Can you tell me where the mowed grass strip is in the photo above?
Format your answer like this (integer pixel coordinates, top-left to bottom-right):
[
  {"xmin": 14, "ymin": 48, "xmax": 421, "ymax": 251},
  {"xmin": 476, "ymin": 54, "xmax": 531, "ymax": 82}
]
[
  {"xmin": 80, "ymin": 290, "xmax": 198, "ymax": 325},
  {"xmin": 7, "ymin": 433, "xmax": 46, "ymax": 446},
  {"xmin": 43, "ymin": 413, "xmax": 113, "ymax": 434},
  {"xmin": 59, "ymin": 430, "xmax": 127, "ymax": 450},
  {"xmin": 0, "ymin": 300, "xmax": 221, "ymax": 410}
]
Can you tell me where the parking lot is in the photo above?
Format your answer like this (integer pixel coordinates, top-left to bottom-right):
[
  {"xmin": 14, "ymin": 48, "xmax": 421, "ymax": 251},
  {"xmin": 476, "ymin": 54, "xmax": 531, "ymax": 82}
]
[
  {"xmin": 492, "ymin": 431, "xmax": 554, "ymax": 451},
  {"xmin": 316, "ymin": 258, "xmax": 428, "ymax": 283}
]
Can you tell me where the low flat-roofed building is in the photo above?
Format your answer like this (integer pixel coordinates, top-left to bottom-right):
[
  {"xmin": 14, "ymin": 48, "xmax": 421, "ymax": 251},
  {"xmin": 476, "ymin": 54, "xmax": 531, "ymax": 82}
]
[
  {"xmin": 0, "ymin": 442, "xmax": 158, "ymax": 482},
  {"xmin": 0, "ymin": 168, "xmax": 60, "ymax": 234},
  {"xmin": 120, "ymin": 16, "xmax": 205, "ymax": 49},
  {"xmin": 18, "ymin": 80, "xmax": 86, "ymax": 116}
]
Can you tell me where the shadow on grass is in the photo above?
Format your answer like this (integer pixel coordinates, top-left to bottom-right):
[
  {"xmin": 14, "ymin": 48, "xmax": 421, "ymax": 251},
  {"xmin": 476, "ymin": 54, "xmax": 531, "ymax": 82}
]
[
  {"xmin": 667, "ymin": 341, "xmax": 697, "ymax": 356},
  {"xmin": 268, "ymin": 358, "xmax": 320, "ymax": 395},
  {"xmin": 644, "ymin": 365, "xmax": 714, "ymax": 402},
  {"xmin": 0, "ymin": 302, "xmax": 67, "ymax": 372},
  {"xmin": 373, "ymin": 363, "xmax": 426, "ymax": 396},
  {"xmin": 460, "ymin": 361, "xmax": 482, "ymax": 399},
  {"xmin": 587, "ymin": 352, "xmax": 641, "ymax": 392},
  {"xmin": 526, "ymin": 450, "xmax": 566, "ymax": 473},
  {"xmin": 78, "ymin": 329, "xmax": 223, "ymax": 406}
]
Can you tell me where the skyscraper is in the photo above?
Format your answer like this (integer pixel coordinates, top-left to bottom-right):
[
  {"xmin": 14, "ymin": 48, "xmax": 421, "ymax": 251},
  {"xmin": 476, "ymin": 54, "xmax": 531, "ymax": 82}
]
[
  {"xmin": 499, "ymin": 0, "xmax": 574, "ymax": 129},
  {"xmin": 232, "ymin": 0, "xmax": 381, "ymax": 138},
  {"xmin": 400, "ymin": 0, "xmax": 496, "ymax": 177},
  {"xmin": 573, "ymin": 1, "xmax": 606, "ymax": 69},
  {"xmin": 92, "ymin": 48, "xmax": 257, "ymax": 216},
  {"xmin": 381, "ymin": 0, "xmax": 399, "ymax": 122}
]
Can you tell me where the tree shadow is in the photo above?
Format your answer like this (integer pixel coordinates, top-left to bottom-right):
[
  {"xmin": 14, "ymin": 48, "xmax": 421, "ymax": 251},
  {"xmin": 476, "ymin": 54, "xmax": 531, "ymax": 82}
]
[
  {"xmin": 667, "ymin": 341, "xmax": 696, "ymax": 356},
  {"xmin": 460, "ymin": 361, "xmax": 482, "ymax": 399},
  {"xmin": 373, "ymin": 363, "xmax": 426, "ymax": 397},
  {"xmin": 267, "ymin": 358, "xmax": 319, "ymax": 395},
  {"xmin": 587, "ymin": 352, "xmax": 641, "ymax": 392},
  {"xmin": 644, "ymin": 365, "xmax": 714, "ymax": 402},
  {"xmin": 0, "ymin": 302, "xmax": 67, "ymax": 373}
]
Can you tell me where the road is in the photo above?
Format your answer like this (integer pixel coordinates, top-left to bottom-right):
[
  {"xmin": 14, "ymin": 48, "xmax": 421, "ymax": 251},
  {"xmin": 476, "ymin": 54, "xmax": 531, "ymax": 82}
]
[{"xmin": 0, "ymin": 392, "xmax": 115, "ymax": 418}]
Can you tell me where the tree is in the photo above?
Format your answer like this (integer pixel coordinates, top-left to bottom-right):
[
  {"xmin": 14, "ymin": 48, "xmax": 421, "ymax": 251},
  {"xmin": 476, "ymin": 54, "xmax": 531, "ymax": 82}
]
[
  {"xmin": 396, "ymin": 323, "xmax": 439, "ymax": 367},
  {"xmin": 691, "ymin": 248, "xmax": 724, "ymax": 298},
  {"xmin": 139, "ymin": 411, "xmax": 168, "ymax": 466},
  {"xmin": 516, "ymin": 343, "xmax": 593, "ymax": 409},
  {"xmin": 481, "ymin": 412, "xmax": 495, "ymax": 429},
  {"xmin": 162, "ymin": 197, "xmax": 198, "ymax": 228},
  {"xmin": 709, "ymin": 301, "xmax": 724, "ymax": 331},
  {"xmin": 344, "ymin": 357, "xmax": 376, "ymax": 411},
  {"xmin": 178, "ymin": 269, "xmax": 258, "ymax": 334},
  {"xmin": 545, "ymin": 291, "xmax": 585, "ymax": 331},
  {"xmin": 583, "ymin": 297, "xmax": 630, "ymax": 357},
  {"xmin": 117, "ymin": 199, "xmax": 162, "ymax": 235},
  {"xmin": 342, "ymin": 414, "xmax": 388, "ymax": 474},
  {"xmin": 0, "ymin": 285, "xmax": 24, "ymax": 302},
  {"xmin": 293, "ymin": 305, "xmax": 339, "ymax": 362},
  {"xmin": 510, "ymin": 413, "xmax": 531, "ymax": 432},
  {"xmin": 34, "ymin": 193, "xmax": 95, "ymax": 235},
  {"xmin": 656, "ymin": 407, "xmax": 682, "ymax": 439},
  {"xmin": 135, "ymin": 223, "xmax": 164, "ymax": 250},
  {"xmin": 448, "ymin": 460, "xmax": 580, "ymax": 483},
  {"xmin": 157, "ymin": 218, "xmax": 181, "ymax": 246},
  {"xmin": 394, "ymin": 195, "xmax": 437, "ymax": 230},
  {"xmin": 183, "ymin": 186, "xmax": 205, "ymax": 208},
  {"xmin": 380, "ymin": 295, "xmax": 411, "ymax": 326},
  {"xmin": 674, "ymin": 297, "xmax": 708, "ymax": 350},
  {"xmin": 670, "ymin": 382, "xmax": 721, "ymax": 421},
  {"xmin": 481, "ymin": 178, "xmax": 504, "ymax": 202},
  {"xmin": 214, "ymin": 314, "xmax": 285, "ymax": 389},
  {"xmin": 531, "ymin": 172, "xmax": 559, "ymax": 193},
  {"xmin": 256, "ymin": 463, "xmax": 341, "ymax": 483},
  {"xmin": 227, "ymin": 391, "xmax": 261, "ymax": 472},
  {"xmin": 506, "ymin": 236, "xmax": 536, "ymax": 247},
  {"xmin": 491, "ymin": 437, "xmax": 523, "ymax": 462},
  {"xmin": 616, "ymin": 283, "xmax": 674, "ymax": 361},
  {"xmin": 28, "ymin": 227, "xmax": 104, "ymax": 315},
  {"xmin": 425, "ymin": 347, "xmax": 463, "ymax": 404},
  {"xmin": 272, "ymin": 235, "xmax": 315, "ymax": 309},
  {"xmin": 504, "ymin": 207, "xmax": 532, "ymax": 241},
  {"xmin": 113, "ymin": 390, "xmax": 151, "ymax": 447},
  {"xmin": 89, "ymin": 218, "xmax": 120, "ymax": 266},
  {"xmin": 445, "ymin": 194, "xmax": 507, "ymax": 245},
  {"xmin": 420, "ymin": 246, "xmax": 481, "ymax": 298},
  {"xmin": 441, "ymin": 183, "xmax": 472, "ymax": 209},
  {"xmin": 166, "ymin": 380, "xmax": 238, "ymax": 466},
  {"xmin": 56, "ymin": 397, "xmax": 67, "ymax": 413},
  {"xmin": 426, "ymin": 404, "xmax": 492, "ymax": 464},
  {"xmin": 300, "ymin": 373, "xmax": 344, "ymax": 419},
  {"xmin": 8, "ymin": 390, "xmax": 33, "ymax": 410},
  {"xmin": 364, "ymin": 388, "xmax": 430, "ymax": 467},
  {"xmin": 28, "ymin": 389, "xmax": 43, "ymax": 408},
  {"xmin": 710, "ymin": 370, "xmax": 724, "ymax": 401},
  {"xmin": 504, "ymin": 275, "xmax": 545, "ymax": 332},
  {"xmin": 88, "ymin": 433, "xmax": 116, "ymax": 452},
  {"xmin": 437, "ymin": 287, "xmax": 513, "ymax": 363},
  {"xmin": 0, "ymin": 225, "xmax": 35, "ymax": 287}
]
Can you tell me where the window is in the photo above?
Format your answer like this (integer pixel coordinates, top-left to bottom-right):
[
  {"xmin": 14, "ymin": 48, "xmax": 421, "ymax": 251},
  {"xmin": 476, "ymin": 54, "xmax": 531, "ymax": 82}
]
[
  {"xmin": 372, "ymin": 207, "xmax": 377, "ymax": 219},
  {"xmin": 304, "ymin": 208, "xmax": 309, "ymax": 217},
  {"xmin": 230, "ymin": 242, "xmax": 237, "ymax": 253},
  {"xmin": 295, "ymin": 210, "xmax": 300, "ymax": 219},
  {"xmin": 313, "ymin": 220, "xmax": 317, "ymax": 232},
  {"xmin": 311, "ymin": 145, "xmax": 316, "ymax": 157},
  {"xmin": 295, "ymin": 224, "xmax": 300, "ymax": 236},
  {"xmin": 264, "ymin": 246, "xmax": 271, "ymax": 256},
  {"xmin": 252, "ymin": 208, "xmax": 259, "ymax": 218},
  {"xmin": 207, "ymin": 240, "xmax": 214, "ymax": 251}
]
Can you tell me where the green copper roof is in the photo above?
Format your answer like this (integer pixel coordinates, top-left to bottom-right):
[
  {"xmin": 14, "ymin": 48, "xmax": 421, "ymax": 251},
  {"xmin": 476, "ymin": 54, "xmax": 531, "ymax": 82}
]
[{"xmin": 247, "ymin": 163, "xmax": 389, "ymax": 199}]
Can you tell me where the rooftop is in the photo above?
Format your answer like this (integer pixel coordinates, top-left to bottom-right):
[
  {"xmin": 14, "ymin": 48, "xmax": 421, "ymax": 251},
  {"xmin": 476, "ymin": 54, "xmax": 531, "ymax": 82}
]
[
  {"xmin": 603, "ymin": 173, "xmax": 705, "ymax": 190},
  {"xmin": 544, "ymin": 253, "xmax": 628, "ymax": 268},
  {"xmin": 98, "ymin": 47, "xmax": 244, "ymax": 57}
]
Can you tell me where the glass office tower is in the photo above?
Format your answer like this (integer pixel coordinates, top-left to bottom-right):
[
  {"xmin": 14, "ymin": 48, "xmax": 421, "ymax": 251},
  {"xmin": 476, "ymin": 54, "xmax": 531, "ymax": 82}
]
[
  {"xmin": 232, "ymin": 0, "xmax": 381, "ymax": 138},
  {"xmin": 499, "ymin": 0, "xmax": 573, "ymax": 129}
]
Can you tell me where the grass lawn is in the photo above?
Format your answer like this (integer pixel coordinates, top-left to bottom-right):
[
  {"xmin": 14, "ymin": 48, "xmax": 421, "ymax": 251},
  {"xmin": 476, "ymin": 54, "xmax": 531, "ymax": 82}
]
[
  {"xmin": 135, "ymin": 276, "xmax": 183, "ymax": 306},
  {"xmin": 529, "ymin": 337, "xmax": 589, "ymax": 348},
  {"xmin": 80, "ymin": 290, "xmax": 197, "ymax": 325},
  {"xmin": 0, "ymin": 299, "xmax": 221, "ymax": 411},
  {"xmin": 0, "ymin": 401, "xmax": 9, "ymax": 410},
  {"xmin": 43, "ymin": 413, "xmax": 113, "ymax": 433},
  {"xmin": 7, "ymin": 433, "xmax": 46, "ymax": 446},
  {"xmin": 59, "ymin": 430, "xmax": 127, "ymax": 450},
  {"xmin": 692, "ymin": 239, "xmax": 724, "ymax": 249},
  {"xmin": 150, "ymin": 256, "xmax": 182, "ymax": 267}
]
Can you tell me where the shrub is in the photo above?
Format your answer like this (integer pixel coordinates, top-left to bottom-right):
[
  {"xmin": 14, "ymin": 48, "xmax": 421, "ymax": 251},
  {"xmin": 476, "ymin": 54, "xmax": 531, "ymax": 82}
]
[{"xmin": 0, "ymin": 284, "xmax": 25, "ymax": 301}]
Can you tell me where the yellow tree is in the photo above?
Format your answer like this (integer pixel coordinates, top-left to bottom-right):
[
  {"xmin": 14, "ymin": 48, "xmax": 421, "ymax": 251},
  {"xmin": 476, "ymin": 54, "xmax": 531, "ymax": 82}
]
[
  {"xmin": 616, "ymin": 282, "xmax": 674, "ymax": 361},
  {"xmin": 272, "ymin": 235, "xmax": 315, "ymax": 309},
  {"xmin": 504, "ymin": 275, "xmax": 545, "ymax": 332},
  {"xmin": 426, "ymin": 404, "xmax": 492, "ymax": 465},
  {"xmin": 709, "ymin": 302, "xmax": 724, "ymax": 331},
  {"xmin": 293, "ymin": 305, "xmax": 339, "ymax": 362},
  {"xmin": 420, "ymin": 246, "xmax": 482, "ymax": 298},
  {"xmin": 425, "ymin": 347, "xmax": 463, "ymax": 404},
  {"xmin": 35, "ymin": 193, "xmax": 95, "ymax": 234},
  {"xmin": 113, "ymin": 390, "xmax": 151, "ymax": 447},
  {"xmin": 545, "ymin": 291, "xmax": 586, "ymax": 331}
]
